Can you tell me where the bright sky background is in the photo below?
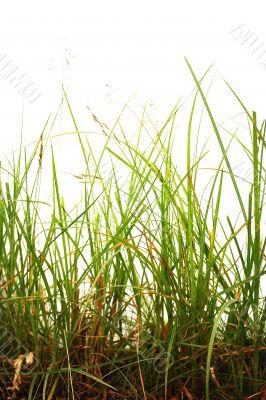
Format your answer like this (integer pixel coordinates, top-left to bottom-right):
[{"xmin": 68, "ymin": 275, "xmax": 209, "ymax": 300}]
[{"xmin": 1, "ymin": 0, "xmax": 266, "ymax": 229}]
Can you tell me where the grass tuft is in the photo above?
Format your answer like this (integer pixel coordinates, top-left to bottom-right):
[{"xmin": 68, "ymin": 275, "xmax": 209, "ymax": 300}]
[{"xmin": 0, "ymin": 62, "xmax": 265, "ymax": 399}]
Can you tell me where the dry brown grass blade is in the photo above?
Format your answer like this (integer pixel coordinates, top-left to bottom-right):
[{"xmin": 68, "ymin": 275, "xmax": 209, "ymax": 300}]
[
  {"xmin": 8, "ymin": 352, "xmax": 34, "ymax": 393},
  {"xmin": 0, "ymin": 274, "xmax": 17, "ymax": 290}
]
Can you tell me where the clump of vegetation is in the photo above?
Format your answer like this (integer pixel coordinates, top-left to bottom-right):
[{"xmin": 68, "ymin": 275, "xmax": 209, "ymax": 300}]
[{"xmin": 0, "ymin": 61, "xmax": 265, "ymax": 399}]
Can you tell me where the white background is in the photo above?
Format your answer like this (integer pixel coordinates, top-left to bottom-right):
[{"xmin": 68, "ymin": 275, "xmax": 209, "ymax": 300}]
[
  {"xmin": 0, "ymin": 0, "xmax": 266, "ymax": 218},
  {"xmin": 0, "ymin": 0, "xmax": 266, "ymax": 147}
]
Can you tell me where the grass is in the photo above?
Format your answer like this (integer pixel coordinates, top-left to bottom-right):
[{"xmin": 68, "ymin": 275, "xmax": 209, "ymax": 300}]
[{"xmin": 0, "ymin": 62, "xmax": 265, "ymax": 399}]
